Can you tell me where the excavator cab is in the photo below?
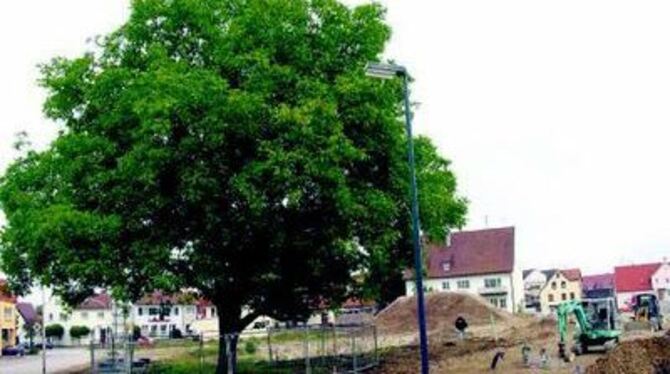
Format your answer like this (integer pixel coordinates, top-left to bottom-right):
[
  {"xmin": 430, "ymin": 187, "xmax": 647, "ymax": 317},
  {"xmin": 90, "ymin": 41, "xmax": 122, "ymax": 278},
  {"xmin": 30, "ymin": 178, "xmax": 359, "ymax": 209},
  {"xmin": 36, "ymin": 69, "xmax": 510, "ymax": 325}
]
[{"xmin": 557, "ymin": 298, "xmax": 621, "ymax": 362}]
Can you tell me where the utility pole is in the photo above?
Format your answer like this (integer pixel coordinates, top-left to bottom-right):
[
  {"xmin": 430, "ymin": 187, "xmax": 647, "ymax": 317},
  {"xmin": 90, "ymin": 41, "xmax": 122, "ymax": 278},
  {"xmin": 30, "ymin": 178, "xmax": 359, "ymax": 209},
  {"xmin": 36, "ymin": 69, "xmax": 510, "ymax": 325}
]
[{"xmin": 41, "ymin": 286, "xmax": 47, "ymax": 374}]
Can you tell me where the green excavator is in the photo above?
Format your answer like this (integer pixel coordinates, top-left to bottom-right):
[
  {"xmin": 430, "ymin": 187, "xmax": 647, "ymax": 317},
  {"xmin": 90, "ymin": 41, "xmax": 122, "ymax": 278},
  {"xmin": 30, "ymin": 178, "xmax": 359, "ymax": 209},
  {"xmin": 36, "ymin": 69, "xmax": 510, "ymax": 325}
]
[{"xmin": 557, "ymin": 298, "xmax": 621, "ymax": 361}]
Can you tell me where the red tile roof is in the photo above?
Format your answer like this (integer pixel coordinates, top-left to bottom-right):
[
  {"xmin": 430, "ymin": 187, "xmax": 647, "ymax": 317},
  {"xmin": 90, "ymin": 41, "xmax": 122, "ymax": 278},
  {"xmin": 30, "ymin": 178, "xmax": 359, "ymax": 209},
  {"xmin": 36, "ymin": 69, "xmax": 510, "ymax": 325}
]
[
  {"xmin": 78, "ymin": 293, "xmax": 112, "ymax": 310},
  {"xmin": 614, "ymin": 263, "xmax": 660, "ymax": 293},
  {"xmin": 418, "ymin": 227, "xmax": 515, "ymax": 279},
  {"xmin": 561, "ymin": 268, "xmax": 582, "ymax": 282},
  {"xmin": 136, "ymin": 290, "xmax": 199, "ymax": 306},
  {"xmin": 582, "ymin": 273, "xmax": 614, "ymax": 291}
]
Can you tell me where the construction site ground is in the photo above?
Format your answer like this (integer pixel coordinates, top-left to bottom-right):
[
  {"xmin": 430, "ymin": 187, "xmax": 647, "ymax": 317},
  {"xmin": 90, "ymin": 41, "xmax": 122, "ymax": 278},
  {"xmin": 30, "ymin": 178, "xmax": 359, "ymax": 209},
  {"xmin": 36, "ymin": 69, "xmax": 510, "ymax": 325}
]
[{"xmin": 373, "ymin": 292, "xmax": 665, "ymax": 373}]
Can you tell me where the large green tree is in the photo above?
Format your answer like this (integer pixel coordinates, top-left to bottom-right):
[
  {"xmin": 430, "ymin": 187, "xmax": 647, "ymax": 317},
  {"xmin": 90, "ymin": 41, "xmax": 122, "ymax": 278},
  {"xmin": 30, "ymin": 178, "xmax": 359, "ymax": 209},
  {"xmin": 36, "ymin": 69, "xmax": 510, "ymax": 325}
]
[{"xmin": 0, "ymin": 0, "xmax": 465, "ymax": 372}]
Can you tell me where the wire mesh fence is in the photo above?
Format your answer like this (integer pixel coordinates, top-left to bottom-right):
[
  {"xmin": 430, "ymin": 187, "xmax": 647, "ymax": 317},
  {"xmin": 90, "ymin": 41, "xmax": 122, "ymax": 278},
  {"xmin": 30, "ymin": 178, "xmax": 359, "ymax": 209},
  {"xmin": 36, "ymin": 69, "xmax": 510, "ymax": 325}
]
[{"xmin": 88, "ymin": 323, "xmax": 379, "ymax": 373}]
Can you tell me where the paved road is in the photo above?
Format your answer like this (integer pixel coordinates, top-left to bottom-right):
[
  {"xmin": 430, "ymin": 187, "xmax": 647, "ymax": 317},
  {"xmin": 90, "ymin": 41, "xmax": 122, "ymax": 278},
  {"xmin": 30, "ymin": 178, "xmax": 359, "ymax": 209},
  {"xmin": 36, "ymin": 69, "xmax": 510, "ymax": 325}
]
[{"xmin": 0, "ymin": 349, "xmax": 89, "ymax": 374}]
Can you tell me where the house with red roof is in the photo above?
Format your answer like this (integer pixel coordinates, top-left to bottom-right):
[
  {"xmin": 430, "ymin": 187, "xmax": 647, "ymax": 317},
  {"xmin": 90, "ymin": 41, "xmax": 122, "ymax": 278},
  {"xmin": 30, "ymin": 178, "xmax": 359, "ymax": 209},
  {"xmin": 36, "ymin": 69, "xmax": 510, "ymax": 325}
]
[
  {"xmin": 614, "ymin": 262, "xmax": 661, "ymax": 311},
  {"xmin": 43, "ymin": 291, "xmax": 115, "ymax": 346},
  {"xmin": 404, "ymin": 227, "xmax": 523, "ymax": 313},
  {"xmin": 522, "ymin": 268, "xmax": 582, "ymax": 314}
]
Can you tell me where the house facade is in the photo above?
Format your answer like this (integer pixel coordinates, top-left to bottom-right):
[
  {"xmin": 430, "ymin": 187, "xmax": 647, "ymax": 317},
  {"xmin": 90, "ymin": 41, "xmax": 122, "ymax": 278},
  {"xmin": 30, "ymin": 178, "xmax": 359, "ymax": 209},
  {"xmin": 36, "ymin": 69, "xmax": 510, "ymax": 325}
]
[
  {"xmin": 404, "ymin": 227, "xmax": 524, "ymax": 313},
  {"xmin": 651, "ymin": 262, "xmax": 670, "ymax": 301},
  {"xmin": 614, "ymin": 263, "xmax": 660, "ymax": 311},
  {"xmin": 522, "ymin": 269, "xmax": 548, "ymax": 312},
  {"xmin": 43, "ymin": 293, "xmax": 115, "ymax": 346},
  {"xmin": 0, "ymin": 280, "xmax": 18, "ymax": 355},
  {"xmin": 582, "ymin": 273, "xmax": 615, "ymax": 299},
  {"xmin": 131, "ymin": 291, "xmax": 199, "ymax": 338},
  {"xmin": 538, "ymin": 269, "xmax": 582, "ymax": 314}
]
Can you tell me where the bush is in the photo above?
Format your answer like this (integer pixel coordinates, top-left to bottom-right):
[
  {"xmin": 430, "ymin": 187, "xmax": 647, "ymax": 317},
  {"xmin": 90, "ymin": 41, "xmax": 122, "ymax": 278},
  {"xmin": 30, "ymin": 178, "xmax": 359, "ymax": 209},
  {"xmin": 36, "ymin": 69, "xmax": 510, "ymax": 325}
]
[
  {"xmin": 133, "ymin": 325, "xmax": 142, "ymax": 340},
  {"xmin": 45, "ymin": 324, "xmax": 64, "ymax": 340},
  {"xmin": 69, "ymin": 325, "xmax": 91, "ymax": 342},
  {"xmin": 170, "ymin": 328, "xmax": 183, "ymax": 339},
  {"xmin": 244, "ymin": 340, "xmax": 257, "ymax": 355}
]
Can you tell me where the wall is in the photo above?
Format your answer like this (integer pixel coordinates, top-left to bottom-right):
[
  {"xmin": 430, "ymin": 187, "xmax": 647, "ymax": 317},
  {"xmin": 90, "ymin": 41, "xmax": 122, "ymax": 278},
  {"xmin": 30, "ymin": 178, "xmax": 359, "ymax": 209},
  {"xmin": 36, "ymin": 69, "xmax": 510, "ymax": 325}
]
[
  {"xmin": 652, "ymin": 264, "xmax": 670, "ymax": 295},
  {"xmin": 0, "ymin": 300, "xmax": 17, "ymax": 355},
  {"xmin": 131, "ymin": 304, "xmax": 198, "ymax": 338},
  {"xmin": 43, "ymin": 297, "xmax": 114, "ymax": 346},
  {"xmin": 405, "ymin": 272, "xmax": 516, "ymax": 313},
  {"xmin": 539, "ymin": 272, "xmax": 581, "ymax": 314}
]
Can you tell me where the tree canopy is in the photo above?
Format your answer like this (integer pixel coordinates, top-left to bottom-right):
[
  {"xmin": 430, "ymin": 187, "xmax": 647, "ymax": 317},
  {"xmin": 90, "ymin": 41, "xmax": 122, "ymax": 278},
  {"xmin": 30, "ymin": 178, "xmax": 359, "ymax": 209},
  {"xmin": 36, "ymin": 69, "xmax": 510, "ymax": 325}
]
[{"xmin": 0, "ymin": 0, "xmax": 466, "ymax": 372}]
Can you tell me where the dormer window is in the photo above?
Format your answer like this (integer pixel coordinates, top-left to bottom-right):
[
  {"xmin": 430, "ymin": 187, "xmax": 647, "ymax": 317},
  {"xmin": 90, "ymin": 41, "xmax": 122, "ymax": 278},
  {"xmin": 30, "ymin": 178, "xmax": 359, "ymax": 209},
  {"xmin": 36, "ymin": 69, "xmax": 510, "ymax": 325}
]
[{"xmin": 442, "ymin": 261, "xmax": 451, "ymax": 272}]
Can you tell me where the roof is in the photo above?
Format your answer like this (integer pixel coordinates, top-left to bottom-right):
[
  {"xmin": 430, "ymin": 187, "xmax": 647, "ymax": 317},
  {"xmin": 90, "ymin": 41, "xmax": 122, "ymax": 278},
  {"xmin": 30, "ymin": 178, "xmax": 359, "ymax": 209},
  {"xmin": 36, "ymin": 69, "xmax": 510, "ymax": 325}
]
[
  {"xmin": 136, "ymin": 290, "xmax": 198, "ymax": 306},
  {"xmin": 614, "ymin": 263, "xmax": 660, "ymax": 292},
  {"xmin": 78, "ymin": 293, "xmax": 113, "ymax": 310},
  {"xmin": 561, "ymin": 268, "xmax": 582, "ymax": 282},
  {"xmin": 542, "ymin": 269, "xmax": 558, "ymax": 280},
  {"xmin": 418, "ymin": 227, "xmax": 515, "ymax": 279},
  {"xmin": 16, "ymin": 302, "xmax": 38, "ymax": 324},
  {"xmin": 0, "ymin": 279, "xmax": 17, "ymax": 303},
  {"xmin": 582, "ymin": 273, "xmax": 614, "ymax": 291}
]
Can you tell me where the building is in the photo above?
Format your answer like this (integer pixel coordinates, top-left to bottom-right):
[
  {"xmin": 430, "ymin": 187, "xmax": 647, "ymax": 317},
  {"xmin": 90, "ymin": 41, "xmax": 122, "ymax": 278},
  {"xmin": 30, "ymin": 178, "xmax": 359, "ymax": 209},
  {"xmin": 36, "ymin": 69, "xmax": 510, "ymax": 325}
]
[
  {"xmin": 15, "ymin": 302, "xmax": 39, "ymax": 344},
  {"xmin": 404, "ymin": 227, "xmax": 524, "ymax": 313},
  {"xmin": 43, "ymin": 292, "xmax": 115, "ymax": 346},
  {"xmin": 582, "ymin": 273, "xmax": 615, "ymax": 299},
  {"xmin": 651, "ymin": 261, "xmax": 670, "ymax": 301},
  {"xmin": 522, "ymin": 269, "xmax": 549, "ymax": 313},
  {"xmin": 614, "ymin": 263, "xmax": 661, "ymax": 311},
  {"xmin": 0, "ymin": 280, "xmax": 18, "ymax": 355},
  {"xmin": 131, "ymin": 291, "xmax": 199, "ymax": 338},
  {"xmin": 538, "ymin": 269, "xmax": 582, "ymax": 314}
]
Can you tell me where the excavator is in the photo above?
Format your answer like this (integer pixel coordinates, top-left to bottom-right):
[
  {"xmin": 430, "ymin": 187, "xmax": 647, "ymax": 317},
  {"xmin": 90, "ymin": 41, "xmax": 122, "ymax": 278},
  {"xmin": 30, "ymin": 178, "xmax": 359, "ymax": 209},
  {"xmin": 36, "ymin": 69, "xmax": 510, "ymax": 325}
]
[
  {"xmin": 557, "ymin": 298, "xmax": 621, "ymax": 361},
  {"xmin": 631, "ymin": 293, "xmax": 663, "ymax": 331}
]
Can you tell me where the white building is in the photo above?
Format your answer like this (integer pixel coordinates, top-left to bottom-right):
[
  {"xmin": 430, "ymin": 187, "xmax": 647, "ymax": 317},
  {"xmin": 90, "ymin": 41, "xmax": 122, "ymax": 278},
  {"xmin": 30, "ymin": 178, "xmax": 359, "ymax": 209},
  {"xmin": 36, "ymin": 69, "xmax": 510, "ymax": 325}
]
[
  {"xmin": 522, "ymin": 269, "xmax": 548, "ymax": 313},
  {"xmin": 405, "ymin": 227, "xmax": 524, "ymax": 314},
  {"xmin": 651, "ymin": 261, "xmax": 670, "ymax": 301},
  {"xmin": 43, "ymin": 293, "xmax": 115, "ymax": 346},
  {"xmin": 131, "ymin": 291, "xmax": 198, "ymax": 338}
]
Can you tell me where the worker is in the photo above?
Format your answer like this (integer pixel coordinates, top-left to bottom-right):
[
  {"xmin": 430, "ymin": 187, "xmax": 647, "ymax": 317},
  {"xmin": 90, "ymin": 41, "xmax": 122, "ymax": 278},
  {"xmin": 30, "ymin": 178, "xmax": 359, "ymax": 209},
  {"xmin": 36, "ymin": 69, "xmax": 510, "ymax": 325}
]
[
  {"xmin": 455, "ymin": 315, "xmax": 468, "ymax": 340},
  {"xmin": 521, "ymin": 343, "xmax": 531, "ymax": 366},
  {"xmin": 490, "ymin": 350, "xmax": 505, "ymax": 370}
]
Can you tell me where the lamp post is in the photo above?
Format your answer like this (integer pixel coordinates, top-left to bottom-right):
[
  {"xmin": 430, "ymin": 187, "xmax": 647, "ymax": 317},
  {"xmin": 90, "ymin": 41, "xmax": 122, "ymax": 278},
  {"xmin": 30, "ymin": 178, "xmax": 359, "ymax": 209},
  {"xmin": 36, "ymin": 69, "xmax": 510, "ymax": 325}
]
[{"xmin": 365, "ymin": 62, "xmax": 429, "ymax": 374}]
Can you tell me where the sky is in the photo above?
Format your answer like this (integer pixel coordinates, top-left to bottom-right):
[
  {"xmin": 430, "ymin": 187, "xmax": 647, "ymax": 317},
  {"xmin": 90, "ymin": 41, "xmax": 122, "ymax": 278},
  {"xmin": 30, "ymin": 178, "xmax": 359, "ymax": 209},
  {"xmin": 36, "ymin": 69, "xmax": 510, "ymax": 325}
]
[{"xmin": 1, "ymin": 1, "xmax": 670, "ymax": 277}]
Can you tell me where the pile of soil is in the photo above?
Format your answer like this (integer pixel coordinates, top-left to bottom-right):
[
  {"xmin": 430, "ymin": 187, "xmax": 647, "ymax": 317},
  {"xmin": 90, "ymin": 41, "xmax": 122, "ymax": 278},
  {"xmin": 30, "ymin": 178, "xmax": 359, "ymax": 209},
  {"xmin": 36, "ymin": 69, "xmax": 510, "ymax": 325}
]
[
  {"xmin": 586, "ymin": 336, "xmax": 670, "ymax": 374},
  {"xmin": 375, "ymin": 292, "xmax": 514, "ymax": 335}
]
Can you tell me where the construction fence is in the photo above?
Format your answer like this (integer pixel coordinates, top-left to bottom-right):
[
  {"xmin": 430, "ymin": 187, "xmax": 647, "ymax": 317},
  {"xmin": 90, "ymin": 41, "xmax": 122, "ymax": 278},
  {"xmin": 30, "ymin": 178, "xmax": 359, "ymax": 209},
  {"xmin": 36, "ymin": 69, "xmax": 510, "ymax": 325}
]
[{"xmin": 88, "ymin": 323, "xmax": 379, "ymax": 373}]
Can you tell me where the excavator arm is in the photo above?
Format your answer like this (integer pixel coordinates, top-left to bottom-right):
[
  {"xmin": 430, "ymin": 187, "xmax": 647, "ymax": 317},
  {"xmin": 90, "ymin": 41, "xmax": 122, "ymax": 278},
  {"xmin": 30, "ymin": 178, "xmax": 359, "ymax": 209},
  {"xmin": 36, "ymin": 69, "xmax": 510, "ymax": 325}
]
[{"xmin": 557, "ymin": 301, "xmax": 592, "ymax": 345}]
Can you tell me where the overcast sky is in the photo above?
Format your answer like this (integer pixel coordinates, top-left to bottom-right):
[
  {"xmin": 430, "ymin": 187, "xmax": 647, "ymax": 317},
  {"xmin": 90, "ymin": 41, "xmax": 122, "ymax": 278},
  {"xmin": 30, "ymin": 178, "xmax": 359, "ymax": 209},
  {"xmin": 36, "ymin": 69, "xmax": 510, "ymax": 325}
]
[{"xmin": 2, "ymin": 1, "xmax": 670, "ymax": 277}]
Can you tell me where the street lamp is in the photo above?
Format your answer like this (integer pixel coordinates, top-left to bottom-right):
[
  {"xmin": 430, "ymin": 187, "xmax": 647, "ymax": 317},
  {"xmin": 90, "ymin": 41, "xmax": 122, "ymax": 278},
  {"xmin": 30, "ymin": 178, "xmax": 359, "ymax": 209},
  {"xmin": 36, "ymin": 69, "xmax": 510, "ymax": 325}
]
[{"xmin": 365, "ymin": 62, "xmax": 429, "ymax": 374}]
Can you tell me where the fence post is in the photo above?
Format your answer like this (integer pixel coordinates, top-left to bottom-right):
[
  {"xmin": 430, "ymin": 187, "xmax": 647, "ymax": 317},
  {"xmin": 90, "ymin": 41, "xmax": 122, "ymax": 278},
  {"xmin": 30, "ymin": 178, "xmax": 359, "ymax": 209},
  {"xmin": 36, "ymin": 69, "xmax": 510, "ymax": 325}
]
[
  {"xmin": 89, "ymin": 340, "xmax": 95, "ymax": 374},
  {"xmin": 351, "ymin": 331, "xmax": 358, "ymax": 373},
  {"xmin": 199, "ymin": 333, "xmax": 204, "ymax": 374},
  {"xmin": 373, "ymin": 324, "xmax": 379, "ymax": 367},
  {"xmin": 304, "ymin": 326, "xmax": 312, "ymax": 374},
  {"xmin": 266, "ymin": 328, "xmax": 273, "ymax": 364}
]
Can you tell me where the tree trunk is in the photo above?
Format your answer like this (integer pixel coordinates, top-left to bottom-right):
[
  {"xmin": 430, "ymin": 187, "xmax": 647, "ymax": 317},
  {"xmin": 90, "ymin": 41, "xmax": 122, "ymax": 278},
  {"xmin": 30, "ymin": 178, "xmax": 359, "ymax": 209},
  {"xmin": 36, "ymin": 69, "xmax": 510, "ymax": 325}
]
[
  {"xmin": 215, "ymin": 305, "xmax": 241, "ymax": 374},
  {"xmin": 214, "ymin": 303, "xmax": 259, "ymax": 374}
]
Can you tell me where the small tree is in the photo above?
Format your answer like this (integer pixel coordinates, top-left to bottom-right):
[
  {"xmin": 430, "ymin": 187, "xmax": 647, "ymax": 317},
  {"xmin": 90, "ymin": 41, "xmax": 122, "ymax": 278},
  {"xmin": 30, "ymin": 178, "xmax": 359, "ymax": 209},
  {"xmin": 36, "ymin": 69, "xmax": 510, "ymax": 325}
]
[
  {"xmin": 69, "ymin": 325, "xmax": 91, "ymax": 345},
  {"xmin": 45, "ymin": 324, "xmax": 64, "ymax": 342},
  {"xmin": 132, "ymin": 325, "xmax": 142, "ymax": 341}
]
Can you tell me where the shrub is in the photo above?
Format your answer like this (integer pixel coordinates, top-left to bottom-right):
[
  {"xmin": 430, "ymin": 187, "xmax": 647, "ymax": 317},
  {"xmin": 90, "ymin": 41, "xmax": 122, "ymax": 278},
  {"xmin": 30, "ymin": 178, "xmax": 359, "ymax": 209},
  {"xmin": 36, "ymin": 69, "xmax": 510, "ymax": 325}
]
[
  {"xmin": 244, "ymin": 340, "xmax": 257, "ymax": 355},
  {"xmin": 45, "ymin": 324, "xmax": 64, "ymax": 340},
  {"xmin": 69, "ymin": 325, "xmax": 91, "ymax": 343}
]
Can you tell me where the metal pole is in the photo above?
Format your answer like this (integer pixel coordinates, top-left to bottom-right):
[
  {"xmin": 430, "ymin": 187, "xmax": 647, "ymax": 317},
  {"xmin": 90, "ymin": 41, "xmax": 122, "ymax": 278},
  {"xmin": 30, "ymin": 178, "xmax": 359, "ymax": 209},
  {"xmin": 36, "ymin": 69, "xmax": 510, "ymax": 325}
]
[
  {"xmin": 41, "ymin": 286, "xmax": 47, "ymax": 374},
  {"xmin": 402, "ymin": 73, "xmax": 430, "ymax": 374}
]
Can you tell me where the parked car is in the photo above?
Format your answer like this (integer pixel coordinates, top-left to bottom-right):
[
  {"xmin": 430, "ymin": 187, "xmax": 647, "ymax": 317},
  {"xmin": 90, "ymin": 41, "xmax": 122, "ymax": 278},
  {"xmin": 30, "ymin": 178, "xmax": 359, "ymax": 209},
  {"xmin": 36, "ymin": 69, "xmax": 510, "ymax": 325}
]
[
  {"xmin": 137, "ymin": 336, "xmax": 154, "ymax": 348},
  {"xmin": 2, "ymin": 344, "xmax": 26, "ymax": 356}
]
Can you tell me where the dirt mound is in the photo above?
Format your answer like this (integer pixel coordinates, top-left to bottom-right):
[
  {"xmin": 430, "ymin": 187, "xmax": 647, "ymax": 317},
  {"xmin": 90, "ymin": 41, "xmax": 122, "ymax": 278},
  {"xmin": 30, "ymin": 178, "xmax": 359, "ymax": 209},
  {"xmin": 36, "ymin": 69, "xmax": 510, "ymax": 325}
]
[
  {"xmin": 586, "ymin": 336, "xmax": 670, "ymax": 374},
  {"xmin": 375, "ymin": 292, "xmax": 514, "ymax": 335}
]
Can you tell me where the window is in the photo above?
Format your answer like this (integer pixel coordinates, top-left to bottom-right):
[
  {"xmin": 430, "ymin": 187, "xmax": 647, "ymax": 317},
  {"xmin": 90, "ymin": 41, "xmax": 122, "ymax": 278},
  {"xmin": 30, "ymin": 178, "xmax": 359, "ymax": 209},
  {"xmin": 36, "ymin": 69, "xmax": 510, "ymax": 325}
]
[
  {"xmin": 187, "ymin": 306, "xmax": 195, "ymax": 314},
  {"xmin": 561, "ymin": 293, "xmax": 567, "ymax": 301},
  {"xmin": 442, "ymin": 262, "xmax": 451, "ymax": 272},
  {"xmin": 138, "ymin": 307, "xmax": 143, "ymax": 316},
  {"xmin": 160, "ymin": 325, "xmax": 167, "ymax": 333},
  {"xmin": 551, "ymin": 282, "xmax": 557, "ymax": 290},
  {"xmin": 174, "ymin": 307, "xmax": 179, "ymax": 316},
  {"xmin": 442, "ymin": 282, "xmax": 450, "ymax": 290},
  {"xmin": 141, "ymin": 325, "xmax": 148, "ymax": 331},
  {"xmin": 211, "ymin": 307, "xmax": 217, "ymax": 317},
  {"xmin": 457, "ymin": 280, "xmax": 470, "ymax": 289},
  {"xmin": 4, "ymin": 307, "xmax": 12, "ymax": 319},
  {"xmin": 570, "ymin": 292, "xmax": 575, "ymax": 300},
  {"xmin": 98, "ymin": 311, "xmax": 105, "ymax": 319},
  {"xmin": 149, "ymin": 307, "xmax": 159, "ymax": 316},
  {"xmin": 48, "ymin": 313, "xmax": 54, "ymax": 322},
  {"xmin": 561, "ymin": 281, "xmax": 566, "ymax": 289},
  {"xmin": 499, "ymin": 298, "xmax": 507, "ymax": 309},
  {"xmin": 488, "ymin": 298, "xmax": 499, "ymax": 308},
  {"xmin": 548, "ymin": 294, "xmax": 554, "ymax": 302},
  {"xmin": 59, "ymin": 313, "xmax": 68, "ymax": 322},
  {"xmin": 81, "ymin": 311, "xmax": 88, "ymax": 320},
  {"xmin": 484, "ymin": 278, "xmax": 502, "ymax": 288}
]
